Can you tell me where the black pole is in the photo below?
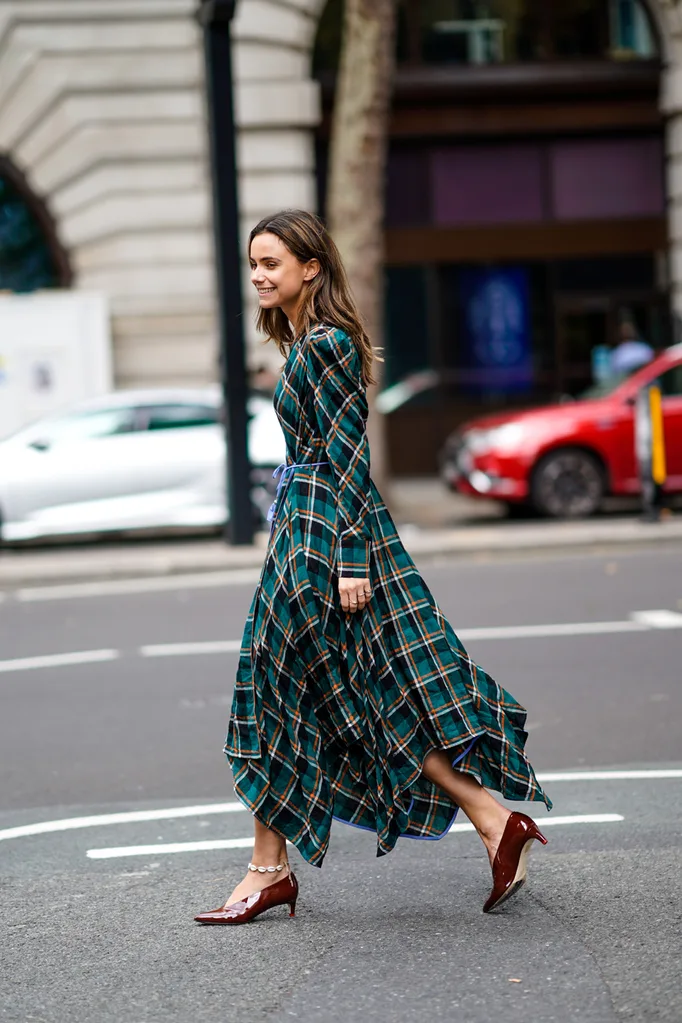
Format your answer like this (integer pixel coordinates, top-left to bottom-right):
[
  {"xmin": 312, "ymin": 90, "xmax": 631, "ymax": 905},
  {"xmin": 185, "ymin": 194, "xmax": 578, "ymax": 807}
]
[{"xmin": 199, "ymin": 0, "xmax": 253, "ymax": 544}]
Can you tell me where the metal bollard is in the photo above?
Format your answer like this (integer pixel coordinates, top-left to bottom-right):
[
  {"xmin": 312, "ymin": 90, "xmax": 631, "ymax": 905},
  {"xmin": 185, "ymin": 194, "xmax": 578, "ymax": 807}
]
[{"xmin": 635, "ymin": 380, "xmax": 667, "ymax": 521}]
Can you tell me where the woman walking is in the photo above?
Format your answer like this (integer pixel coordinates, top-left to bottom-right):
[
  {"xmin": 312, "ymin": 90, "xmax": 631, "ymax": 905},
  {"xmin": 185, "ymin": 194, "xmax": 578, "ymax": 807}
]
[{"xmin": 195, "ymin": 210, "xmax": 551, "ymax": 925}]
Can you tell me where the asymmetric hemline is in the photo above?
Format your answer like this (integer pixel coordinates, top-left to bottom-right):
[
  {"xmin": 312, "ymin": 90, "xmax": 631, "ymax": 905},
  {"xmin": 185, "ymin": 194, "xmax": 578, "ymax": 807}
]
[{"xmin": 224, "ymin": 325, "xmax": 551, "ymax": 867}]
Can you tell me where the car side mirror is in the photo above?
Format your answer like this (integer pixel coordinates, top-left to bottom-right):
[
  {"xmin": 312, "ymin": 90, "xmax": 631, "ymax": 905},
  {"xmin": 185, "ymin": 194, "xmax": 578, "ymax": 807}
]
[{"xmin": 29, "ymin": 438, "xmax": 51, "ymax": 452}]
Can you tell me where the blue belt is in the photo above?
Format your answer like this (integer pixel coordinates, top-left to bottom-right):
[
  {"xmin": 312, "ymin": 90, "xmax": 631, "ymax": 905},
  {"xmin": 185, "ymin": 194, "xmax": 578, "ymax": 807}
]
[{"xmin": 266, "ymin": 461, "xmax": 330, "ymax": 524}]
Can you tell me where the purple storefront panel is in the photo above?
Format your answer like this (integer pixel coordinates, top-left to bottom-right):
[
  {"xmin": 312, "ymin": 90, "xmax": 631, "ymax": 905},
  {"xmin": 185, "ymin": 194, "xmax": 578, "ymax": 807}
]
[
  {"xmin": 386, "ymin": 149, "xmax": 432, "ymax": 227},
  {"xmin": 431, "ymin": 144, "xmax": 545, "ymax": 226},
  {"xmin": 551, "ymin": 137, "xmax": 665, "ymax": 220}
]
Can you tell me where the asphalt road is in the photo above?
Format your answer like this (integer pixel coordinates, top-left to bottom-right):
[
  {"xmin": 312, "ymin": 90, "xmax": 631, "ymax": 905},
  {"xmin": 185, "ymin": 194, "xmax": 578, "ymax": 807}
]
[{"xmin": 1, "ymin": 547, "xmax": 681, "ymax": 1023}]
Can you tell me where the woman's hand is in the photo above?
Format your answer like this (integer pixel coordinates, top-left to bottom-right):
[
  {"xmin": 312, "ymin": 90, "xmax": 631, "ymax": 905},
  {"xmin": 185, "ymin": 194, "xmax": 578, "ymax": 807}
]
[{"xmin": 338, "ymin": 577, "xmax": 372, "ymax": 613}]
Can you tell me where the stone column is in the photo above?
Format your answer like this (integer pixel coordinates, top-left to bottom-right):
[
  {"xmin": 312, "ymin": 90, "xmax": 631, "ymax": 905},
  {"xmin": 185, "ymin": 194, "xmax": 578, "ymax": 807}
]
[
  {"xmin": 0, "ymin": 0, "xmax": 216, "ymax": 387},
  {"xmin": 0, "ymin": 0, "xmax": 331, "ymax": 384}
]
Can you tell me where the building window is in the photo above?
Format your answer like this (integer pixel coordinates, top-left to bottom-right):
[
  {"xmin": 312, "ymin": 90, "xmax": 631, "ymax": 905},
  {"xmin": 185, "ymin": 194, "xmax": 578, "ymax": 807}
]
[
  {"xmin": 410, "ymin": 0, "xmax": 659, "ymax": 65},
  {"xmin": 0, "ymin": 160, "xmax": 67, "ymax": 293},
  {"xmin": 610, "ymin": 0, "xmax": 657, "ymax": 59},
  {"xmin": 314, "ymin": 0, "xmax": 659, "ymax": 73}
]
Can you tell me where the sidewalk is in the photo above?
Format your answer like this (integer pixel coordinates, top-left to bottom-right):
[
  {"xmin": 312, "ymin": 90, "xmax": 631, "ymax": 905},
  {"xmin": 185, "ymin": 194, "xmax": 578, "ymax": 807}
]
[{"xmin": 1, "ymin": 479, "xmax": 681, "ymax": 589}]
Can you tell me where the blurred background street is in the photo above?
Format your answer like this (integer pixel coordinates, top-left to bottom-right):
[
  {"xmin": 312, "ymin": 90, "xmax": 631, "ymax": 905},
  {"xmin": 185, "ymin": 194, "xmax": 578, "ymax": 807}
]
[
  {"xmin": 2, "ymin": 0, "xmax": 682, "ymax": 1020},
  {"xmin": 1, "ymin": 0, "xmax": 682, "ymax": 543}
]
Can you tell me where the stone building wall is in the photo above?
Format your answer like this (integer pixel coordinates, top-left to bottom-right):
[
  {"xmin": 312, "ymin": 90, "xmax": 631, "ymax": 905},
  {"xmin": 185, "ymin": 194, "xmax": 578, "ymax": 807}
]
[
  {"xmin": 0, "ymin": 0, "xmax": 325, "ymax": 387},
  {"xmin": 1, "ymin": 0, "xmax": 681, "ymax": 390},
  {"xmin": 0, "ymin": 0, "xmax": 215, "ymax": 387}
]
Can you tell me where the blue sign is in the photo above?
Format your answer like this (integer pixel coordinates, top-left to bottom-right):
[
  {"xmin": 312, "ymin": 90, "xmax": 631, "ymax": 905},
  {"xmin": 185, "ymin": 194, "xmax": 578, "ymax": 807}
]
[{"xmin": 459, "ymin": 267, "xmax": 533, "ymax": 394}]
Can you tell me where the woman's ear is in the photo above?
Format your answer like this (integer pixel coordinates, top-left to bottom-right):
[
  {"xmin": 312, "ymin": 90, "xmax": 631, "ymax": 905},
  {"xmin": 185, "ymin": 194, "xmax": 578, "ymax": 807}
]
[{"xmin": 303, "ymin": 259, "xmax": 320, "ymax": 282}]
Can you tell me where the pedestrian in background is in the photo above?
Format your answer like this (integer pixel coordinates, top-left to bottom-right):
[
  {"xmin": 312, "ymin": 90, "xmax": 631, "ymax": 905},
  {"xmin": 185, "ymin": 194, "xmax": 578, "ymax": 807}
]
[
  {"xmin": 195, "ymin": 210, "xmax": 551, "ymax": 926},
  {"xmin": 611, "ymin": 318, "xmax": 655, "ymax": 378}
]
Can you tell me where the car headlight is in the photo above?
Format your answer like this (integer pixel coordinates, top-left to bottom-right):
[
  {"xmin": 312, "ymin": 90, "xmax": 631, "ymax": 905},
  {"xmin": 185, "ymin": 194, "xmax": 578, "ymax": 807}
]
[{"xmin": 464, "ymin": 423, "xmax": 526, "ymax": 455}]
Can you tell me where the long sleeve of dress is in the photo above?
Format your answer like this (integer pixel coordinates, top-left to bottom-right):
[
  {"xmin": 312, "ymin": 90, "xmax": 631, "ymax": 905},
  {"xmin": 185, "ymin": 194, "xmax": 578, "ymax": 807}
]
[{"xmin": 305, "ymin": 328, "xmax": 372, "ymax": 578}]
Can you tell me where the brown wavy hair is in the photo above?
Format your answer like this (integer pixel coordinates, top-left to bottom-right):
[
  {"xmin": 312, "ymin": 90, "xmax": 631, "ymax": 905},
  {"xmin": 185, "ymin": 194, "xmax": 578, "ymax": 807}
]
[{"xmin": 248, "ymin": 209, "xmax": 378, "ymax": 387}]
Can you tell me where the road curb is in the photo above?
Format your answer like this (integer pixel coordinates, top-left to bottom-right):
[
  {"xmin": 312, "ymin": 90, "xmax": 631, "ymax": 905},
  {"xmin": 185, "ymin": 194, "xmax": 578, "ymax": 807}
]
[
  {"xmin": 402, "ymin": 518, "xmax": 682, "ymax": 561},
  {"xmin": 0, "ymin": 538, "xmax": 269, "ymax": 589},
  {"xmin": 1, "ymin": 517, "xmax": 681, "ymax": 590}
]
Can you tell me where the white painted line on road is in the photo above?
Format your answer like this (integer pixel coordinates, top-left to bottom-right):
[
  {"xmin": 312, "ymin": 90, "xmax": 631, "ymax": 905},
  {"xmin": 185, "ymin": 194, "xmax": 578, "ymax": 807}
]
[
  {"xmin": 0, "ymin": 793, "xmax": 637, "ymax": 850},
  {"xmin": 141, "ymin": 640, "xmax": 242, "ymax": 658},
  {"xmin": 3, "ymin": 608, "xmax": 679, "ymax": 676},
  {"xmin": 447, "ymin": 813, "xmax": 625, "ymax": 835},
  {"xmin": 0, "ymin": 802, "xmax": 247, "ymax": 843},
  {"xmin": 142, "ymin": 613, "xmax": 677, "ymax": 660},
  {"xmin": 0, "ymin": 649, "xmax": 119, "ymax": 675},
  {"xmin": 84, "ymin": 813, "xmax": 625, "ymax": 859},
  {"xmin": 146, "ymin": 609, "xmax": 682, "ymax": 658},
  {"xmin": 537, "ymin": 769, "xmax": 682, "ymax": 782},
  {"xmin": 630, "ymin": 609, "xmax": 682, "ymax": 629},
  {"xmin": 87, "ymin": 837, "xmax": 255, "ymax": 859},
  {"xmin": 458, "ymin": 620, "xmax": 649, "ymax": 641},
  {"xmin": 16, "ymin": 568, "xmax": 262, "ymax": 604}
]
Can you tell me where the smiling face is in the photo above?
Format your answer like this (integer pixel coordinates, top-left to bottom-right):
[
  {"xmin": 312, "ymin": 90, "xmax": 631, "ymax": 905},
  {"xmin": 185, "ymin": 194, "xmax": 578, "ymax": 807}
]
[{"xmin": 249, "ymin": 232, "xmax": 319, "ymax": 325}]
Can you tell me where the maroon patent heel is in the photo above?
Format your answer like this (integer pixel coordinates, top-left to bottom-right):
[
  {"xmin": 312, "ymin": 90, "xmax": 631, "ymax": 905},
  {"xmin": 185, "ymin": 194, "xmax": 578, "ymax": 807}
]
[
  {"xmin": 483, "ymin": 812, "xmax": 548, "ymax": 914},
  {"xmin": 195, "ymin": 871, "xmax": 299, "ymax": 925}
]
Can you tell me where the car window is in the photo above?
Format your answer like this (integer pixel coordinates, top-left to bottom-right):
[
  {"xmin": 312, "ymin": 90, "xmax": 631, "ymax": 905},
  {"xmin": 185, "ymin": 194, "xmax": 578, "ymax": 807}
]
[
  {"xmin": 30, "ymin": 408, "xmax": 136, "ymax": 446},
  {"xmin": 579, "ymin": 378, "xmax": 626, "ymax": 400},
  {"xmin": 139, "ymin": 404, "xmax": 219, "ymax": 431},
  {"xmin": 659, "ymin": 363, "xmax": 682, "ymax": 398}
]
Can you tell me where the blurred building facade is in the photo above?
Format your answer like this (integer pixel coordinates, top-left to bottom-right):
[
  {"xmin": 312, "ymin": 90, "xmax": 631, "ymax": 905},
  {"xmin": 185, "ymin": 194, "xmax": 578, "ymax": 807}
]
[
  {"xmin": 315, "ymin": 0, "xmax": 682, "ymax": 471},
  {"xmin": 0, "ymin": 0, "xmax": 321, "ymax": 389},
  {"xmin": 1, "ymin": 0, "xmax": 682, "ymax": 471}
]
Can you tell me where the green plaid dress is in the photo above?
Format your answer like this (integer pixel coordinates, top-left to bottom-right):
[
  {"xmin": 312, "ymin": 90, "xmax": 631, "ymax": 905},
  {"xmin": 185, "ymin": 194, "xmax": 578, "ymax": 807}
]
[{"xmin": 225, "ymin": 324, "xmax": 551, "ymax": 866}]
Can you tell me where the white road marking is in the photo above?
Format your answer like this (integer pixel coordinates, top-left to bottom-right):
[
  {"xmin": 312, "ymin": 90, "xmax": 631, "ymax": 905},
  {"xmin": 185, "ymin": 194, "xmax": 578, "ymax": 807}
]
[
  {"xmin": 0, "ymin": 649, "xmax": 119, "ymax": 675},
  {"xmin": 1, "ymin": 609, "xmax": 679, "ymax": 676},
  {"xmin": 85, "ymin": 813, "xmax": 625, "ymax": 859},
  {"xmin": 446, "ymin": 813, "xmax": 624, "ymax": 834},
  {"xmin": 0, "ymin": 802, "xmax": 247, "ymax": 842},
  {"xmin": 2, "ymin": 769, "xmax": 676, "ymax": 847},
  {"xmin": 137, "ymin": 609, "xmax": 682, "ymax": 658},
  {"xmin": 630, "ymin": 609, "xmax": 682, "ymax": 629},
  {"xmin": 141, "ymin": 640, "xmax": 242, "ymax": 658},
  {"xmin": 458, "ymin": 620, "xmax": 648, "ymax": 641},
  {"xmin": 537, "ymin": 769, "xmax": 682, "ymax": 782},
  {"xmin": 16, "ymin": 568, "xmax": 262, "ymax": 604},
  {"xmin": 87, "ymin": 837, "xmax": 255, "ymax": 859}
]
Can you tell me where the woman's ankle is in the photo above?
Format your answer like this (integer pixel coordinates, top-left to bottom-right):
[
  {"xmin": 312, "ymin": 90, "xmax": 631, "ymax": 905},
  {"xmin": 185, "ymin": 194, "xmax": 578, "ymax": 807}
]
[
  {"xmin": 472, "ymin": 805, "xmax": 511, "ymax": 864},
  {"xmin": 247, "ymin": 858, "xmax": 289, "ymax": 878},
  {"xmin": 249, "ymin": 849, "xmax": 288, "ymax": 871}
]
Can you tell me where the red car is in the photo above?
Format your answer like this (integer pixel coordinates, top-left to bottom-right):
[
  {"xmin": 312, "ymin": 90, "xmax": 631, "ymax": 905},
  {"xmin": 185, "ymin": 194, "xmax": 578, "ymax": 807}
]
[{"xmin": 440, "ymin": 344, "xmax": 682, "ymax": 518}]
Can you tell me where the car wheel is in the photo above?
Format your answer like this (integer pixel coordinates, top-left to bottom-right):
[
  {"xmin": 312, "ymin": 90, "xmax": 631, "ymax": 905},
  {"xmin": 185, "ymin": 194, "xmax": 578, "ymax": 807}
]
[{"xmin": 531, "ymin": 448, "xmax": 605, "ymax": 519}]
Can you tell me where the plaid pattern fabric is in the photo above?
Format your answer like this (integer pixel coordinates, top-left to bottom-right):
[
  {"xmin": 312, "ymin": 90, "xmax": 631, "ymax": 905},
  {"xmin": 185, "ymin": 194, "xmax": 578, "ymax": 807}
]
[{"xmin": 225, "ymin": 325, "xmax": 552, "ymax": 867}]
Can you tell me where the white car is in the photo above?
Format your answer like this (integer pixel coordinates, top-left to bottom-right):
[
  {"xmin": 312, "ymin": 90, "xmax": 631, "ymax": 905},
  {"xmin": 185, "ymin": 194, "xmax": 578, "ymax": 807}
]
[{"xmin": 0, "ymin": 388, "xmax": 286, "ymax": 542}]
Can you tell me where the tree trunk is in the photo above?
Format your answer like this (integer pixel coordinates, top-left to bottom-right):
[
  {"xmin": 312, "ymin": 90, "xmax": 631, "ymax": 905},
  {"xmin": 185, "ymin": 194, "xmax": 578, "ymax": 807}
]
[{"xmin": 326, "ymin": 0, "xmax": 397, "ymax": 500}]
